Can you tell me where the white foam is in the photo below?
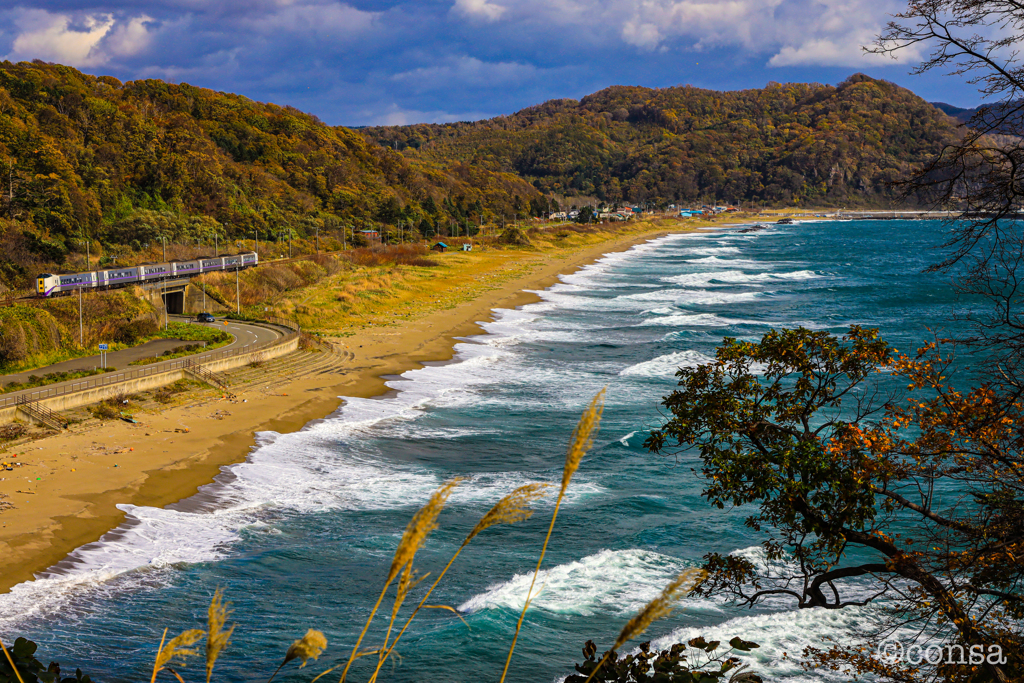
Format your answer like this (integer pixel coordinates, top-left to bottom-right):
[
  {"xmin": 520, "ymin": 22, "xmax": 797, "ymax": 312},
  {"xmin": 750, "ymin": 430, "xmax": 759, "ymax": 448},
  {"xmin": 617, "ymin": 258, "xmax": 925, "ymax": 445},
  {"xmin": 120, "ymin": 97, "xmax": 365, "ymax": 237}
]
[
  {"xmin": 638, "ymin": 313, "xmax": 774, "ymax": 328},
  {"xmin": 622, "ymin": 289, "xmax": 762, "ymax": 306},
  {"xmin": 650, "ymin": 607, "xmax": 874, "ymax": 682},
  {"xmin": 459, "ymin": 549, "xmax": 694, "ymax": 616},
  {"xmin": 620, "ymin": 351, "xmax": 715, "ymax": 377},
  {"xmin": 662, "ymin": 270, "xmax": 820, "ymax": 287}
]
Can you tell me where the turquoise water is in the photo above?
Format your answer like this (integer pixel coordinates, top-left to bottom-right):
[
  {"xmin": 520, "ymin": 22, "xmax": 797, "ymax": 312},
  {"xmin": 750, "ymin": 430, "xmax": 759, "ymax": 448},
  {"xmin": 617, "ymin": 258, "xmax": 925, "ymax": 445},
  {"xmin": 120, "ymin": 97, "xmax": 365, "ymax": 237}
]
[{"xmin": 0, "ymin": 220, "xmax": 963, "ymax": 682}]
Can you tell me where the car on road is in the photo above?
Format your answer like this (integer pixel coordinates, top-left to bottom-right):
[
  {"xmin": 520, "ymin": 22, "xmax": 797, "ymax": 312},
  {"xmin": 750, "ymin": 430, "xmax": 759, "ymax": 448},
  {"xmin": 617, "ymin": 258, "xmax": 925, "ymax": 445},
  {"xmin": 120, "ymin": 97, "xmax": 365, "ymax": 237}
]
[{"xmin": 196, "ymin": 312, "xmax": 216, "ymax": 323}]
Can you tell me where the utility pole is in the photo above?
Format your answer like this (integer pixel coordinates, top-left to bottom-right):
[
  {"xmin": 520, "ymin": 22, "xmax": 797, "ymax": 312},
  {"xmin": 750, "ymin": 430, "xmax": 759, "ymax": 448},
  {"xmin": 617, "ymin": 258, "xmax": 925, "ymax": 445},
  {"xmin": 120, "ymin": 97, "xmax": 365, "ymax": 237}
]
[
  {"xmin": 78, "ymin": 286, "xmax": 83, "ymax": 345},
  {"xmin": 215, "ymin": 233, "xmax": 218, "ymax": 257},
  {"xmin": 236, "ymin": 265, "xmax": 240, "ymax": 315},
  {"xmin": 161, "ymin": 235, "xmax": 166, "ymax": 262},
  {"xmin": 315, "ymin": 226, "xmax": 320, "ymax": 254}
]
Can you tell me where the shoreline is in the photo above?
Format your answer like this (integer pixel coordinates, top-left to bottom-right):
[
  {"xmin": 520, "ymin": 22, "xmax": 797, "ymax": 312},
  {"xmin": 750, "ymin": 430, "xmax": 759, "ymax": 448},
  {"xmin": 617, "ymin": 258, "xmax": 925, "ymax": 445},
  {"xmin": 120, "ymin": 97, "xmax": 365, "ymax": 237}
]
[{"xmin": 0, "ymin": 222, "xmax": 701, "ymax": 596}]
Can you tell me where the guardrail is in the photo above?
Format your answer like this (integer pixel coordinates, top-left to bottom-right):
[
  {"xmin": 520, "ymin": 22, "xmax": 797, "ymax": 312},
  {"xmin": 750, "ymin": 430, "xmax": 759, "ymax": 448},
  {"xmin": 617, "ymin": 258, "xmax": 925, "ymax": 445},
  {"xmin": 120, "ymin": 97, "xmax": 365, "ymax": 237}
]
[{"xmin": 0, "ymin": 320, "xmax": 298, "ymax": 409}]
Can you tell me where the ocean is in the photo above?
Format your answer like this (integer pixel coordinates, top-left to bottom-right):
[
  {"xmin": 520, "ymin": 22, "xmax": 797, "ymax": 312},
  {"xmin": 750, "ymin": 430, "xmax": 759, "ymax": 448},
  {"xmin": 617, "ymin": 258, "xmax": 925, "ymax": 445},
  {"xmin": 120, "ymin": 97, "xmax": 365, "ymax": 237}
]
[{"xmin": 0, "ymin": 219, "xmax": 964, "ymax": 682}]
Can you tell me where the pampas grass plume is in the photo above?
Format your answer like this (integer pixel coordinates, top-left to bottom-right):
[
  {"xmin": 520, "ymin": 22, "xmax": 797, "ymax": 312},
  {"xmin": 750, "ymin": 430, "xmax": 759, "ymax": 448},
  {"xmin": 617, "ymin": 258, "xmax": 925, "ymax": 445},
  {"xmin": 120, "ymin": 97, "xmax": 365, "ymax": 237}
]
[
  {"xmin": 151, "ymin": 628, "xmax": 205, "ymax": 683},
  {"xmin": 561, "ymin": 389, "xmax": 605, "ymax": 494},
  {"xmin": 388, "ymin": 477, "xmax": 462, "ymax": 582},
  {"xmin": 285, "ymin": 630, "xmax": 327, "ymax": 667},
  {"xmin": 582, "ymin": 568, "xmax": 706, "ymax": 683},
  {"xmin": 367, "ymin": 483, "xmax": 550, "ymax": 683},
  {"xmin": 205, "ymin": 589, "xmax": 235, "ymax": 683},
  {"xmin": 466, "ymin": 482, "xmax": 548, "ymax": 544},
  {"xmin": 612, "ymin": 568, "xmax": 703, "ymax": 650},
  {"xmin": 500, "ymin": 388, "xmax": 605, "ymax": 683},
  {"xmin": 341, "ymin": 478, "xmax": 462, "ymax": 683}
]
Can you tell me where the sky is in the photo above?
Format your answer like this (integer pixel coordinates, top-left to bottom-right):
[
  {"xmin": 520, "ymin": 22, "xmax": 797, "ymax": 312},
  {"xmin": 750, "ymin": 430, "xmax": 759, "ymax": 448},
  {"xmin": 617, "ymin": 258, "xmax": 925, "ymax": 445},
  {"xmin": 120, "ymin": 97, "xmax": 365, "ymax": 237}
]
[{"xmin": 0, "ymin": 0, "xmax": 989, "ymax": 127}]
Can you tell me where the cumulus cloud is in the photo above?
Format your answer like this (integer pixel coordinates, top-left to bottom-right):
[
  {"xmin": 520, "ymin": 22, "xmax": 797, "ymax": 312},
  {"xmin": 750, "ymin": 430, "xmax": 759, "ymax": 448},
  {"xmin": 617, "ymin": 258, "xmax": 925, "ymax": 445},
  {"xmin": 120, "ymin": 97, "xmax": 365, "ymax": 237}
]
[
  {"xmin": 451, "ymin": 0, "xmax": 508, "ymax": 22},
  {"xmin": 3, "ymin": 9, "xmax": 158, "ymax": 67},
  {"xmin": 6, "ymin": 10, "xmax": 112, "ymax": 67},
  {"xmin": 446, "ymin": 0, "xmax": 908, "ymax": 68}
]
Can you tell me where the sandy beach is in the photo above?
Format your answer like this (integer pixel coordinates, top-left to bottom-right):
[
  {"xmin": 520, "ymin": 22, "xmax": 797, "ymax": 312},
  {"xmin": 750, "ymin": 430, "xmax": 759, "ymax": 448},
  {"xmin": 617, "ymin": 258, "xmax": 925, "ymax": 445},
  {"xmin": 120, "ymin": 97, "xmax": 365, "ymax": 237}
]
[{"xmin": 0, "ymin": 222, "xmax": 706, "ymax": 594}]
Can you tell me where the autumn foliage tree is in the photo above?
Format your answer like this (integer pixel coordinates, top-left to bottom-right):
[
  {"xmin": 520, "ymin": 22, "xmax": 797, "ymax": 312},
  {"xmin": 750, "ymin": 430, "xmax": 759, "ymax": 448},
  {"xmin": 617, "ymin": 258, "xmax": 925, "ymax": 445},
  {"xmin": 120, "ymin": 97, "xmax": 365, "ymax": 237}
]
[{"xmin": 645, "ymin": 327, "xmax": 1023, "ymax": 682}]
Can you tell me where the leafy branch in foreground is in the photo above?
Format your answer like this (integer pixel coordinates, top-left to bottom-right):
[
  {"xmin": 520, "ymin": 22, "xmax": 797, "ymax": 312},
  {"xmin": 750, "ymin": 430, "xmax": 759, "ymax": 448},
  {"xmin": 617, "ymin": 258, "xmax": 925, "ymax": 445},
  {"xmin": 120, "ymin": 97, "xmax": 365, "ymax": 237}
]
[
  {"xmin": 646, "ymin": 326, "xmax": 1023, "ymax": 682},
  {"xmin": 567, "ymin": 637, "xmax": 762, "ymax": 683},
  {"xmin": 1, "ymin": 636, "xmax": 91, "ymax": 683}
]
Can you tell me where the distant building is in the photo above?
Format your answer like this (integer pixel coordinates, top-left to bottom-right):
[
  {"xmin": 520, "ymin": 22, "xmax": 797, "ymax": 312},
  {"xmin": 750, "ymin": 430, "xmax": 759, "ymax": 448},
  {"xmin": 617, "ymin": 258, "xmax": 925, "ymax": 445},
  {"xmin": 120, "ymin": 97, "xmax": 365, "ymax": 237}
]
[{"xmin": 432, "ymin": 242, "xmax": 449, "ymax": 252}]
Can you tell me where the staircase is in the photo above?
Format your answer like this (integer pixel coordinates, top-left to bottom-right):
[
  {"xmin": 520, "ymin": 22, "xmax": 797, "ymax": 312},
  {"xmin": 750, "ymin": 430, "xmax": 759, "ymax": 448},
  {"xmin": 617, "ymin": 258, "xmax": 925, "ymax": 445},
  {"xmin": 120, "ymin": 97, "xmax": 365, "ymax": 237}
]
[
  {"xmin": 17, "ymin": 395, "xmax": 67, "ymax": 430},
  {"xmin": 183, "ymin": 359, "xmax": 230, "ymax": 389}
]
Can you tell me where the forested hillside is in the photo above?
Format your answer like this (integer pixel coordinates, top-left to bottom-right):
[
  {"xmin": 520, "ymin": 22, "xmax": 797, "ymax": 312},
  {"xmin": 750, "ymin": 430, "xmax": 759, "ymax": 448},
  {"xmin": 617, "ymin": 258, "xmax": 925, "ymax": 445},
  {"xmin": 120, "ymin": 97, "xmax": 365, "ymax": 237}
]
[
  {"xmin": 0, "ymin": 61, "xmax": 539, "ymax": 289},
  {"xmin": 364, "ymin": 74, "xmax": 961, "ymax": 207}
]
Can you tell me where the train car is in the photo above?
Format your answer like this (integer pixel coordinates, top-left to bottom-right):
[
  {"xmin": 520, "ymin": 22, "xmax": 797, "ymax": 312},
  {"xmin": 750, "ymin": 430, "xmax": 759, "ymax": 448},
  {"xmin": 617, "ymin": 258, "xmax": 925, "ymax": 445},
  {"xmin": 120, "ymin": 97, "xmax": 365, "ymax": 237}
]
[
  {"xmin": 200, "ymin": 257, "xmax": 224, "ymax": 273},
  {"xmin": 141, "ymin": 263, "xmax": 171, "ymax": 281},
  {"xmin": 171, "ymin": 260, "xmax": 201, "ymax": 277},
  {"xmin": 37, "ymin": 271, "xmax": 96, "ymax": 296},
  {"xmin": 102, "ymin": 266, "xmax": 143, "ymax": 288}
]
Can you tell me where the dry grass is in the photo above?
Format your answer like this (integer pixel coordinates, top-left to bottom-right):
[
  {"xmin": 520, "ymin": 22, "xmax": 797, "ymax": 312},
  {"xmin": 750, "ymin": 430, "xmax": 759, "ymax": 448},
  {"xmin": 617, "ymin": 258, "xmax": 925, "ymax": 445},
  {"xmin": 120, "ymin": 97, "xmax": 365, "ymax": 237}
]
[
  {"xmin": 500, "ymin": 389, "xmax": 606, "ymax": 683},
  {"xmin": 340, "ymin": 478, "xmax": 462, "ymax": 683},
  {"xmin": 345, "ymin": 244, "xmax": 437, "ymax": 268},
  {"xmin": 367, "ymin": 483, "xmax": 549, "ymax": 682},
  {"xmin": 192, "ymin": 217, "xmax": 695, "ymax": 337}
]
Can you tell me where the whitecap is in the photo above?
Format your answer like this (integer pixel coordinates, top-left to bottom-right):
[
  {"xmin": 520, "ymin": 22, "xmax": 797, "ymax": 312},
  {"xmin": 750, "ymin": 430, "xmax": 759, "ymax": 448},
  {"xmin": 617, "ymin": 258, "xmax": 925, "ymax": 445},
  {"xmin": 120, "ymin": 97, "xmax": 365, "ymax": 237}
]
[
  {"xmin": 459, "ymin": 549, "xmax": 692, "ymax": 616},
  {"xmin": 619, "ymin": 351, "xmax": 715, "ymax": 377}
]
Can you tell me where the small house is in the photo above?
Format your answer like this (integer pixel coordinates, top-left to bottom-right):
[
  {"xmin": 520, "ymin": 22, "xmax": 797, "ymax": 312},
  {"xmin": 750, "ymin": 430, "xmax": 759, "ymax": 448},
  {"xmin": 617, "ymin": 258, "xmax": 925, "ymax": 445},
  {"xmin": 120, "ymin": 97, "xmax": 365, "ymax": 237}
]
[{"xmin": 432, "ymin": 242, "xmax": 449, "ymax": 252}]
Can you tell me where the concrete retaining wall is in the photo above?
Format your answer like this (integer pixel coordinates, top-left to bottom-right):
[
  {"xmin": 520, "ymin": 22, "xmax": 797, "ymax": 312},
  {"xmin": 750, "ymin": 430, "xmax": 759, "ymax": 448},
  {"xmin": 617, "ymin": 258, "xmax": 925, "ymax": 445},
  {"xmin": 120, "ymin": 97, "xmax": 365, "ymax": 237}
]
[{"xmin": 1, "ymin": 332, "xmax": 300, "ymax": 425}]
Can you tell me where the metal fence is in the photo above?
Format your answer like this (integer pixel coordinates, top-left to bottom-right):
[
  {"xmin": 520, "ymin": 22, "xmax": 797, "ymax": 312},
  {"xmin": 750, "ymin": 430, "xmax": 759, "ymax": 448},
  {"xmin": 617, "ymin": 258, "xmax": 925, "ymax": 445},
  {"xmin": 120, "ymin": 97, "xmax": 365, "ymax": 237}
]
[{"xmin": 0, "ymin": 320, "xmax": 299, "ymax": 409}]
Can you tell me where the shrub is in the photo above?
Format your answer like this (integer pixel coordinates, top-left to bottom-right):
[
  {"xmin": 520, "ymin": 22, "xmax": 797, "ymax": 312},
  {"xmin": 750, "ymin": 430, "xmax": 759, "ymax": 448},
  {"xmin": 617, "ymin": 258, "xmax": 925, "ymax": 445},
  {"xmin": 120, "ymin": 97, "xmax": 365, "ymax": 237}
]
[
  {"xmin": 114, "ymin": 318, "xmax": 159, "ymax": 344},
  {"xmin": 497, "ymin": 226, "xmax": 531, "ymax": 246},
  {"xmin": 345, "ymin": 244, "xmax": 437, "ymax": 268},
  {"xmin": 90, "ymin": 403, "xmax": 118, "ymax": 420},
  {"xmin": 0, "ymin": 423, "xmax": 26, "ymax": 441},
  {"xmin": 0, "ymin": 636, "xmax": 92, "ymax": 683}
]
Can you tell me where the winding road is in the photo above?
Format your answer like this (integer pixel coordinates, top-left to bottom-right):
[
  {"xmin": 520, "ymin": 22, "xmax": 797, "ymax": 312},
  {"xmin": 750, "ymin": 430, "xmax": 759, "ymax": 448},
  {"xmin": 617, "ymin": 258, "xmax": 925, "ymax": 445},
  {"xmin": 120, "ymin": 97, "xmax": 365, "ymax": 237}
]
[{"xmin": 0, "ymin": 317, "xmax": 281, "ymax": 388}]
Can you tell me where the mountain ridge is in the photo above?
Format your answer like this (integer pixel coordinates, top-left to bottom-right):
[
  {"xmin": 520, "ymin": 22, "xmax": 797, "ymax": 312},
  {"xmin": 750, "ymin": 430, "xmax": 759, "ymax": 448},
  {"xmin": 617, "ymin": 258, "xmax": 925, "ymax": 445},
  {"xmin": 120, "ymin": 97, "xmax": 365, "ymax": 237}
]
[{"xmin": 364, "ymin": 73, "xmax": 963, "ymax": 207}]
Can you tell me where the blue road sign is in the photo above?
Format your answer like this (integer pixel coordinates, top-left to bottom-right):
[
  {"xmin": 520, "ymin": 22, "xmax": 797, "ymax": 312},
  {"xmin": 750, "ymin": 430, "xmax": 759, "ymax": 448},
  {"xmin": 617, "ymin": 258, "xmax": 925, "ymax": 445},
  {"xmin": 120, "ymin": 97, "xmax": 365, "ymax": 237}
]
[{"xmin": 98, "ymin": 343, "xmax": 108, "ymax": 351}]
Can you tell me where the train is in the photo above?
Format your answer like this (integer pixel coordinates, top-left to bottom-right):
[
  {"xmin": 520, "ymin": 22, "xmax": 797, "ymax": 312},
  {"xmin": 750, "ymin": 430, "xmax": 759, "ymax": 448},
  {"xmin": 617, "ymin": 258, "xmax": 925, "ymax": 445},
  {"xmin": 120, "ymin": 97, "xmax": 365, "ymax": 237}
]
[{"xmin": 36, "ymin": 252, "xmax": 259, "ymax": 297}]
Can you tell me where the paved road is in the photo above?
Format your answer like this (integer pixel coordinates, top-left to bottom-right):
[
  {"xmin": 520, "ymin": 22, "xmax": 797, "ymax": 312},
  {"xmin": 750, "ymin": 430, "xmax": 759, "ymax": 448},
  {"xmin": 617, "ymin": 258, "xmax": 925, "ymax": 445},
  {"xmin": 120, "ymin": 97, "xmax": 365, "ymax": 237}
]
[{"xmin": 0, "ymin": 317, "xmax": 281, "ymax": 387}]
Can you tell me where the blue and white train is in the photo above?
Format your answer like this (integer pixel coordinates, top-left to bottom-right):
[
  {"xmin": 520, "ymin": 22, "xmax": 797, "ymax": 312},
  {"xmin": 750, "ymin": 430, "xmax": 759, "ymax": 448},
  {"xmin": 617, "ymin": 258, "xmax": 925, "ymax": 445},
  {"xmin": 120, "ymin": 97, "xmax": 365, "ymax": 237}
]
[{"xmin": 36, "ymin": 252, "xmax": 259, "ymax": 297}]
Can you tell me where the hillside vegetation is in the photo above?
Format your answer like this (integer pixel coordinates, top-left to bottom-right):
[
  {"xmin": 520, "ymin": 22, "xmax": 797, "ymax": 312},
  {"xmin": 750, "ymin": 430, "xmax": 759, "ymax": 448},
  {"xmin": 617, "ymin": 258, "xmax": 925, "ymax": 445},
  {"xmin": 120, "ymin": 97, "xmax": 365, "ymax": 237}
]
[
  {"xmin": 364, "ymin": 74, "xmax": 961, "ymax": 207},
  {"xmin": 0, "ymin": 61, "xmax": 539, "ymax": 290}
]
